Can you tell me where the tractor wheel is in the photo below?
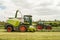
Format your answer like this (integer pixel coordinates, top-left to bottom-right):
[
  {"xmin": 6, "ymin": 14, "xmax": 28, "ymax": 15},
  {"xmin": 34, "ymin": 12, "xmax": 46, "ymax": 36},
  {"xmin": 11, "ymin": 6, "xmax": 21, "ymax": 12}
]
[
  {"xmin": 46, "ymin": 26, "xmax": 52, "ymax": 30},
  {"xmin": 19, "ymin": 25, "xmax": 27, "ymax": 32},
  {"xmin": 7, "ymin": 26, "xmax": 13, "ymax": 32},
  {"xmin": 36, "ymin": 25, "xmax": 43, "ymax": 31}
]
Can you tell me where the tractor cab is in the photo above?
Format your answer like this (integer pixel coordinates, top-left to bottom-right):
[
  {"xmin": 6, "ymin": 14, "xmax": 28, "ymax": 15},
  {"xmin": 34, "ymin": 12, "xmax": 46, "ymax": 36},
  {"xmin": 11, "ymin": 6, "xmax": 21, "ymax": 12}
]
[{"xmin": 24, "ymin": 15, "xmax": 32, "ymax": 25}]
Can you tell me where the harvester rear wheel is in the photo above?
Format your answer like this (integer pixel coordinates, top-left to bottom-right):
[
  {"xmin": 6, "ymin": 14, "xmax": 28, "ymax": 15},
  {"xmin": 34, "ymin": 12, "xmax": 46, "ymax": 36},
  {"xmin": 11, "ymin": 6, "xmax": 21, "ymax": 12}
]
[
  {"xmin": 19, "ymin": 25, "xmax": 27, "ymax": 32},
  {"xmin": 7, "ymin": 26, "xmax": 13, "ymax": 32},
  {"xmin": 36, "ymin": 25, "xmax": 43, "ymax": 31}
]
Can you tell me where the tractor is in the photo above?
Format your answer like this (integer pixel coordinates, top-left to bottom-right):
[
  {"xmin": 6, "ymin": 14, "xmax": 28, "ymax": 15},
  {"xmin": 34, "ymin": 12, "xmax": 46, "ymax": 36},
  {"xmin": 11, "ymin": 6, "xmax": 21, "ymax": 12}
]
[
  {"xmin": 36, "ymin": 21, "xmax": 52, "ymax": 31},
  {"xmin": 5, "ymin": 10, "xmax": 36, "ymax": 32}
]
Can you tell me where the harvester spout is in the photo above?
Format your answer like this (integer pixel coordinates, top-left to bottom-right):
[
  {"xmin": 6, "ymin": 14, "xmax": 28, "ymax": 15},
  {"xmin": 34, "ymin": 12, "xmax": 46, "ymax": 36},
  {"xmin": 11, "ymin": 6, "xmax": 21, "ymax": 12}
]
[{"xmin": 15, "ymin": 10, "xmax": 19, "ymax": 18}]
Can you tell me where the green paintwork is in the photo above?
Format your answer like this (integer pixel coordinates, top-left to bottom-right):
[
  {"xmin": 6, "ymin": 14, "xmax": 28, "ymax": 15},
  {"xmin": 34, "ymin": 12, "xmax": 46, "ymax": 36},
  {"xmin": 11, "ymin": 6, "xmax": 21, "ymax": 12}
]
[
  {"xmin": 28, "ymin": 25, "xmax": 36, "ymax": 32},
  {"xmin": 7, "ymin": 18, "xmax": 21, "ymax": 27}
]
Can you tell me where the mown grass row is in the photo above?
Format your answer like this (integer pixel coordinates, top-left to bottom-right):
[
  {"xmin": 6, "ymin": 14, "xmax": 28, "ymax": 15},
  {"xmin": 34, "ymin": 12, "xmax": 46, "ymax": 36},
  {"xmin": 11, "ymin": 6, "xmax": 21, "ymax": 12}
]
[{"xmin": 0, "ymin": 32, "xmax": 60, "ymax": 40}]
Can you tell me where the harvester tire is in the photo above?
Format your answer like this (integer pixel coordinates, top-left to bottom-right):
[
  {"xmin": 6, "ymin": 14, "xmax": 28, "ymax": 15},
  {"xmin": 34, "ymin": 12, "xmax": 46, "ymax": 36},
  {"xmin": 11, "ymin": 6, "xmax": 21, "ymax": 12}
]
[
  {"xmin": 19, "ymin": 25, "xmax": 27, "ymax": 32},
  {"xmin": 7, "ymin": 26, "xmax": 13, "ymax": 32},
  {"xmin": 36, "ymin": 25, "xmax": 43, "ymax": 31}
]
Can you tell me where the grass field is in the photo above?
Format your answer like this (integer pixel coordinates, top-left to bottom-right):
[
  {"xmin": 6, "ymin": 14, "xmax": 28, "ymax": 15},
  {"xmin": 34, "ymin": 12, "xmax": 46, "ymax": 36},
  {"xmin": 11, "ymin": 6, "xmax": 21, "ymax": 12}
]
[{"xmin": 0, "ymin": 29, "xmax": 60, "ymax": 40}]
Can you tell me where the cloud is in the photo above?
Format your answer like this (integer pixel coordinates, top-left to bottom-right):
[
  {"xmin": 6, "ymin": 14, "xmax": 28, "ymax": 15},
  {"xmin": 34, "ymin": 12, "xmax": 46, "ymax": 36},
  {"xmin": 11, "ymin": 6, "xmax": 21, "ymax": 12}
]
[
  {"xmin": 3, "ymin": 0, "xmax": 60, "ymax": 21},
  {"xmin": 0, "ymin": 0, "xmax": 60, "ymax": 21},
  {"xmin": 0, "ymin": 0, "xmax": 18, "ymax": 21},
  {"xmin": 0, "ymin": 5, "xmax": 6, "ymax": 10}
]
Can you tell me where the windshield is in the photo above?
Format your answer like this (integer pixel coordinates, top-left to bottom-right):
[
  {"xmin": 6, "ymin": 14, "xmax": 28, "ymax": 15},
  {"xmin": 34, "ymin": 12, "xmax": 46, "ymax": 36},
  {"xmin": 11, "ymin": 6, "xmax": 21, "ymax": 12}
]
[{"xmin": 25, "ymin": 17, "xmax": 30, "ymax": 22}]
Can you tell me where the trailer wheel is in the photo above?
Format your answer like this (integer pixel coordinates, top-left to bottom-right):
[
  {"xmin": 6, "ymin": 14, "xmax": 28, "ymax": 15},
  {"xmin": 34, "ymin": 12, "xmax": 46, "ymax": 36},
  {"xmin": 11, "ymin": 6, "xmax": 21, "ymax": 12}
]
[
  {"xmin": 46, "ymin": 26, "xmax": 52, "ymax": 30},
  {"xmin": 19, "ymin": 25, "xmax": 27, "ymax": 32},
  {"xmin": 36, "ymin": 25, "xmax": 43, "ymax": 30},
  {"xmin": 7, "ymin": 26, "xmax": 13, "ymax": 32}
]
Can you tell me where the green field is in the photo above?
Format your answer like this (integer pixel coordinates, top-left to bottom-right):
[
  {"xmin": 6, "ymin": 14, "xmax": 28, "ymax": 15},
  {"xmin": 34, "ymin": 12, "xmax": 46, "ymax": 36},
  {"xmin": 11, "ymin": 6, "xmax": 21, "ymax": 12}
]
[{"xmin": 0, "ymin": 29, "xmax": 60, "ymax": 40}]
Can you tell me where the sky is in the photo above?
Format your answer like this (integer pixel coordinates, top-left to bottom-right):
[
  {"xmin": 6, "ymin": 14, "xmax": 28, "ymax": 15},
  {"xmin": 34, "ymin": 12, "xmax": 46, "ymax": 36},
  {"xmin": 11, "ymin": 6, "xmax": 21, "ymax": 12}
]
[{"xmin": 0, "ymin": 0, "xmax": 60, "ymax": 21}]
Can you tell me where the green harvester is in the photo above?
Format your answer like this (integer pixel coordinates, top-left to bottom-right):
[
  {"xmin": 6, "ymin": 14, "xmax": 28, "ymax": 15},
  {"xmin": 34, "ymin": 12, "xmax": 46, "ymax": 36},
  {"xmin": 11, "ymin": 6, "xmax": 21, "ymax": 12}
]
[{"xmin": 5, "ymin": 10, "xmax": 36, "ymax": 32}]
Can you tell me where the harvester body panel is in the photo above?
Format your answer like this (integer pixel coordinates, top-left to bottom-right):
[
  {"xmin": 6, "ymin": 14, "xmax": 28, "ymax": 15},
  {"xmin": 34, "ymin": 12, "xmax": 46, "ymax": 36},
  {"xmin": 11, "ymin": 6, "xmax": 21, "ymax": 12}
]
[{"xmin": 7, "ymin": 18, "xmax": 21, "ymax": 27}]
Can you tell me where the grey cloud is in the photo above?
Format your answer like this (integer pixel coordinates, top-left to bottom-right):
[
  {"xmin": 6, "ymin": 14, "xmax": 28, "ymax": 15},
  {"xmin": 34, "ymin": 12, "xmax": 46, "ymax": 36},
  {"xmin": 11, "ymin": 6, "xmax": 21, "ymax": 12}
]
[
  {"xmin": 33, "ymin": 8, "xmax": 60, "ymax": 15},
  {"xmin": 12, "ymin": 0, "xmax": 60, "ymax": 14},
  {"xmin": 12, "ymin": 0, "xmax": 31, "ymax": 9},
  {"xmin": 0, "ymin": 1, "xmax": 6, "ymax": 10},
  {"xmin": 3, "ymin": 0, "xmax": 60, "ymax": 21},
  {"xmin": 57, "ymin": 2, "xmax": 60, "ymax": 6}
]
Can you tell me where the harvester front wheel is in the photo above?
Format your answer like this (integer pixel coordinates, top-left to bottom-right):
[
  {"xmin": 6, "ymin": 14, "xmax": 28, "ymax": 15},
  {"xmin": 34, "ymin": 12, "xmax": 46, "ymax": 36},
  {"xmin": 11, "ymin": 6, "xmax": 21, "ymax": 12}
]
[
  {"xmin": 7, "ymin": 26, "xmax": 13, "ymax": 32},
  {"xmin": 19, "ymin": 25, "xmax": 27, "ymax": 32}
]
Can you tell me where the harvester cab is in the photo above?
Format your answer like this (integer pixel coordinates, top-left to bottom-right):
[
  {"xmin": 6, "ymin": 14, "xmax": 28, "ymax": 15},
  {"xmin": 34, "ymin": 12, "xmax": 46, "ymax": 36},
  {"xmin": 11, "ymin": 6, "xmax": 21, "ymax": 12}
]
[{"xmin": 24, "ymin": 15, "xmax": 32, "ymax": 25}]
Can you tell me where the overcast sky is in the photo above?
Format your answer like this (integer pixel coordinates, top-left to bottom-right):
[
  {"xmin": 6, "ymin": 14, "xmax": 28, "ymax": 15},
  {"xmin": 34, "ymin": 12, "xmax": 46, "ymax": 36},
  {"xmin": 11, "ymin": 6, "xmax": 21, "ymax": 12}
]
[{"xmin": 0, "ymin": 0, "xmax": 60, "ymax": 21}]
